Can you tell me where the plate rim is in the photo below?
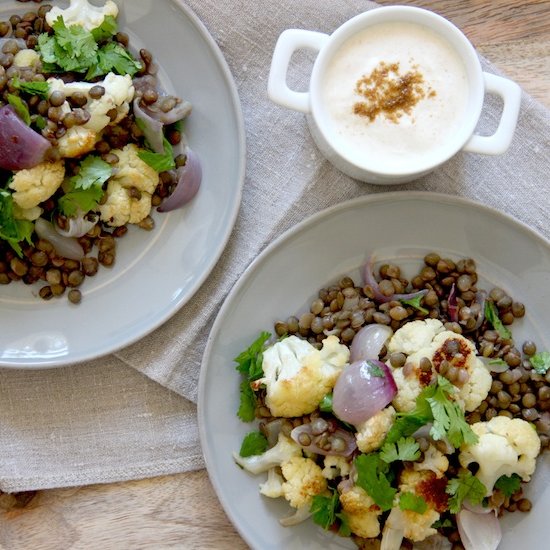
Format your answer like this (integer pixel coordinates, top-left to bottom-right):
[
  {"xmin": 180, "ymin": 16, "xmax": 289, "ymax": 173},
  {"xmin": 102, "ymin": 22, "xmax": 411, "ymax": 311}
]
[
  {"xmin": 198, "ymin": 189, "xmax": 550, "ymax": 548},
  {"xmin": 0, "ymin": 0, "xmax": 246, "ymax": 369}
]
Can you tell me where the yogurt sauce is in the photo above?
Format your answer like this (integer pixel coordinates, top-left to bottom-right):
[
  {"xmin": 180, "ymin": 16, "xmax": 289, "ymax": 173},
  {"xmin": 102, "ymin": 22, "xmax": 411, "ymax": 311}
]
[{"xmin": 321, "ymin": 21, "xmax": 469, "ymax": 170}]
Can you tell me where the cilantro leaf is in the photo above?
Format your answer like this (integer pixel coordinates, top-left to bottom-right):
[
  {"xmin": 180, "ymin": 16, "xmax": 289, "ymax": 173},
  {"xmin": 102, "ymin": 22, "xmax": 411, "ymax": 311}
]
[
  {"xmin": 380, "ymin": 436, "xmax": 420, "ymax": 463},
  {"xmin": 369, "ymin": 363, "xmax": 385, "ymax": 377},
  {"xmin": 138, "ymin": 138, "xmax": 176, "ymax": 173},
  {"xmin": 426, "ymin": 376, "xmax": 478, "ymax": 448},
  {"xmin": 234, "ymin": 331, "xmax": 271, "ymax": 381},
  {"xmin": 484, "ymin": 300, "xmax": 512, "ymax": 339},
  {"xmin": 399, "ymin": 492, "xmax": 428, "ymax": 514},
  {"xmin": 237, "ymin": 379, "xmax": 256, "ymax": 422},
  {"xmin": 446, "ymin": 471, "xmax": 487, "ymax": 514},
  {"xmin": 400, "ymin": 294, "xmax": 429, "ymax": 315},
  {"xmin": 91, "ymin": 15, "xmax": 118, "ymax": 43},
  {"xmin": 11, "ymin": 77, "xmax": 50, "ymax": 100},
  {"xmin": 310, "ymin": 490, "xmax": 352, "ymax": 536},
  {"xmin": 86, "ymin": 42, "xmax": 142, "ymax": 80},
  {"xmin": 310, "ymin": 491, "xmax": 339, "ymax": 530},
  {"xmin": 7, "ymin": 94, "xmax": 31, "ymax": 125},
  {"xmin": 47, "ymin": 16, "xmax": 99, "ymax": 73},
  {"xmin": 70, "ymin": 156, "xmax": 113, "ymax": 190},
  {"xmin": 319, "ymin": 393, "xmax": 333, "ymax": 413},
  {"xmin": 239, "ymin": 431, "xmax": 268, "ymax": 457},
  {"xmin": 58, "ymin": 156, "xmax": 111, "ymax": 216},
  {"xmin": 0, "ymin": 190, "xmax": 34, "ymax": 257},
  {"xmin": 530, "ymin": 351, "xmax": 550, "ymax": 375},
  {"xmin": 494, "ymin": 474, "xmax": 522, "ymax": 497},
  {"xmin": 355, "ymin": 453, "xmax": 397, "ymax": 511}
]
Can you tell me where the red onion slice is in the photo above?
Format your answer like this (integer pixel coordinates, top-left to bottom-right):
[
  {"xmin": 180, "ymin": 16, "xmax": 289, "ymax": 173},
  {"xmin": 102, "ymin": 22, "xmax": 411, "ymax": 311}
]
[
  {"xmin": 35, "ymin": 218, "xmax": 84, "ymax": 261},
  {"xmin": 457, "ymin": 509, "xmax": 502, "ymax": 550},
  {"xmin": 448, "ymin": 283, "xmax": 459, "ymax": 322},
  {"xmin": 479, "ymin": 356, "xmax": 509, "ymax": 374},
  {"xmin": 133, "ymin": 97, "xmax": 165, "ymax": 154},
  {"xmin": 350, "ymin": 324, "xmax": 393, "ymax": 363},
  {"xmin": 0, "ymin": 106, "xmax": 51, "ymax": 170},
  {"xmin": 157, "ymin": 148, "xmax": 202, "ymax": 212},
  {"xmin": 290, "ymin": 423, "xmax": 356, "ymax": 457},
  {"xmin": 333, "ymin": 359, "xmax": 397, "ymax": 425},
  {"xmin": 54, "ymin": 214, "xmax": 97, "ymax": 239},
  {"xmin": 361, "ymin": 255, "xmax": 428, "ymax": 304}
]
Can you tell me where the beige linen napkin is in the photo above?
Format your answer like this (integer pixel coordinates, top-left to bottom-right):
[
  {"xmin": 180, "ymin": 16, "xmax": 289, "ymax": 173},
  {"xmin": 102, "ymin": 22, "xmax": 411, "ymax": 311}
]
[{"xmin": 1, "ymin": 0, "xmax": 549, "ymax": 492}]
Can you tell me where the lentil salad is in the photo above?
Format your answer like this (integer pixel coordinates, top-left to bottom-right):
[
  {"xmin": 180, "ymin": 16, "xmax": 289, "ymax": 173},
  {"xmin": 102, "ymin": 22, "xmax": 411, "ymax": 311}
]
[
  {"xmin": 0, "ymin": 0, "xmax": 201, "ymax": 304},
  {"xmin": 233, "ymin": 252, "xmax": 550, "ymax": 549}
]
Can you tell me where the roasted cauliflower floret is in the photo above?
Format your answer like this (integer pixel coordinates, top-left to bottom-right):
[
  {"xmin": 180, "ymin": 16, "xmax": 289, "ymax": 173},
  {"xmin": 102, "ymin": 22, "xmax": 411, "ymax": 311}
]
[
  {"xmin": 459, "ymin": 416, "xmax": 541, "ymax": 495},
  {"xmin": 388, "ymin": 319, "xmax": 445, "ymax": 356},
  {"xmin": 258, "ymin": 335, "xmax": 349, "ymax": 417},
  {"xmin": 233, "ymin": 433, "xmax": 302, "ymax": 476},
  {"xmin": 12, "ymin": 203, "xmax": 42, "ymax": 221},
  {"xmin": 382, "ymin": 469, "xmax": 444, "ymax": 546},
  {"xmin": 98, "ymin": 180, "xmax": 150, "ymax": 227},
  {"xmin": 413, "ymin": 444, "xmax": 449, "ymax": 478},
  {"xmin": 322, "ymin": 455, "xmax": 352, "ymax": 480},
  {"xmin": 48, "ymin": 72, "xmax": 135, "ymax": 135},
  {"xmin": 57, "ymin": 126, "xmax": 98, "ymax": 158},
  {"xmin": 390, "ymin": 322, "xmax": 491, "ymax": 413},
  {"xmin": 13, "ymin": 48, "xmax": 40, "ymax": 68},
  {"xmin": 259, "ymin": 468, "xmax": 284, "ymax": 499},
  {"xmin": 281, "ymin": 456, "xmax": 327, "ymax": 509},
  {"xmin": 46, "ymin": 0, "xmax": 119, "ymax": 32},
  {"xmin": 355, "ymin": 406, "xmax": 396, "ymax": 454},
  {"xmin": 339, "ymin": 486, "xmax": 382, "ymax": 539},
  {"xmin": 9, "ymin": 160, "xmax": 65, "ymax": 209},
  {"xmin": 110, "ymin": 144, "xmax": 159, "ymax": 195},
  {"xmin": 97, "ymin": 144, "xmax": 158, "ymax": 227}
]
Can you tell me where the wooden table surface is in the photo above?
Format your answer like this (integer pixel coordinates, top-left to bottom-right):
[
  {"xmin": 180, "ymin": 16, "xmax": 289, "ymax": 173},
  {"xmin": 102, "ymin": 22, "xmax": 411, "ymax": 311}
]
[{"xmin": 1, "ymin": 1, "xmax": 549, "ymax": 549}]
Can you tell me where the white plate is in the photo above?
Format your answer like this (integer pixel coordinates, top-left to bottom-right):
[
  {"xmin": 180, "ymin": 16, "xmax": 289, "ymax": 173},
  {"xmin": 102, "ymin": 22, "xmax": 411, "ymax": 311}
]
[
  {"xmin": 0, "ymin": 0, "xmax": 245, "ymax": 367},
  {"xmin": 199, "ymin": 191, "xmax": 550, "ymax": 549}
]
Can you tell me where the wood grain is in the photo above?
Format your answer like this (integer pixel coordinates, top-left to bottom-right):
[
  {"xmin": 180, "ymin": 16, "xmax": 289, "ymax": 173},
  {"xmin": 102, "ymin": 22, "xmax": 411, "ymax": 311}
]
[{"xmin": 1, "ymin": 2, "xmax": 548, "ymax": 549}]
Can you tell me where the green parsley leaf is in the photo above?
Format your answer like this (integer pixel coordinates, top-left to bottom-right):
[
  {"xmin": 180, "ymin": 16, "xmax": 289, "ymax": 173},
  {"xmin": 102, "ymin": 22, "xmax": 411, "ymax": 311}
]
[
  {"xmin": 0, "ymin": 190, "xmax": 34, "ymax": 257},
  {"xmin": 91, "ymin": 15, "xmax": 118, "ymax": 43},
  {"xmin": 11, "ymin": 77, "xmax": 50, "ymax": 100},
  {"xmin": 494, "ymin": 473, "xmax": 522, "ymax": 497},
  {"xmin": 138, "ymin": 138, "xmax": 176, "ymax": 173},
  {"xmin": 239, "ymin": 431, "xmax": 268, "ymax": 457},
  {"xmin": 319, "ymin": 393, "xmax": 333, "ymax": 413},
  {"xmin": 400, "ymin": 294, "xmax": 429, "ymax": 315},
  {"xmin": 32, "ymin": 115, "xmax": 47, "ymax": 131},
  {"xmin": 446, "ymin": 470, "xmax": 487, "ymax": 514},
  {"xmin": 234, "ymin": 331, "xmax": 271, "ymax": 381},
  {"xmin": 237, "ymin": 379, "xmax": 257, "ymax": 422},
  {"xmin": 530, "ymin": 351, "xmax": 550, "ymax": 375},
  {"xmin": 399, "ymin": 492, "xmax": 428, "ymax": 514},
  {"xmin": 7, "ymin": 94, "xmax": 31, "ymax": 125},
  {"xmin": 355, "ymin": 453, "xmax": 397, "ymax": 511},
  {"xmin": 484, "ymin": 300, "xmax": 512, "ymax": 339},
  {"xmin": 380, "ymin": 436, "xmax": 421, "ymax": 464},
  {"xmin": 431, "ymin": 517, "xmax": 454, "ymax": 529},
  {"xmin": 369, "ymin": 362, "xmax": 386, "ymax": 377}
]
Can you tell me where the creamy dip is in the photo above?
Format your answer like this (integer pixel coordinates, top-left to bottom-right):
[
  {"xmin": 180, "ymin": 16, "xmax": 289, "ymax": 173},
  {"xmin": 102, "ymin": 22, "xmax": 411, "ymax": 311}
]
[{"xmin": 321, "ymin": 21, "xmax": 469, "ymax": 170}]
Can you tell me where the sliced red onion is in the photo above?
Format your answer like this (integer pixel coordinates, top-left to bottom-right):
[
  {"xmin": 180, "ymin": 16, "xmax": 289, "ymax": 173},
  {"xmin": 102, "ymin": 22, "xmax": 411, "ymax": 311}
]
[
  {"xmin": 35, "ymin": 218, "xmax": 84, "ymax": 261},
  {"xmin": 279, "ymin": 504, "xmax": 311, "ymax": 527},
  {"xmin": 290, "ymin": 423, "xmax": 356, "ymax": 457},
  {"xmin": 142, "ymin": 98, "xmax": 192, "ymax": 125},
  {"xmin": 0, "ymin": 105, "xmax": 51, "ymax": 170},
  {"xmin": 133, "ymin": 97, "xmax": 165, "ymax": 153},
  {"xmin": 54, "ymin": 214, "xmax": 97, "ymax": 239},
  {"xmin": 456, "ymin": 509, "xmax": 502, "ymax": 550},
  {"xmin": 350, "ymin": 324, "xmax": 393, "ymax": 362},
  {"xmin": 448, "ymin": 284, "xmax": 458, "ymax": 323},
  {"xmin": 157, "ymin": 148, "xmax": 202, "ymax": 212},
  {"xmin": 462, "ymin": 500, "xmax": 495, "ymax": 515},
  {"xmin": 333, "ymin": 359, "xmax": 397, "ymax": 425},
  {"xmin": 361, "ymin": 255, "xmax": 428, "ymax": 304}
]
